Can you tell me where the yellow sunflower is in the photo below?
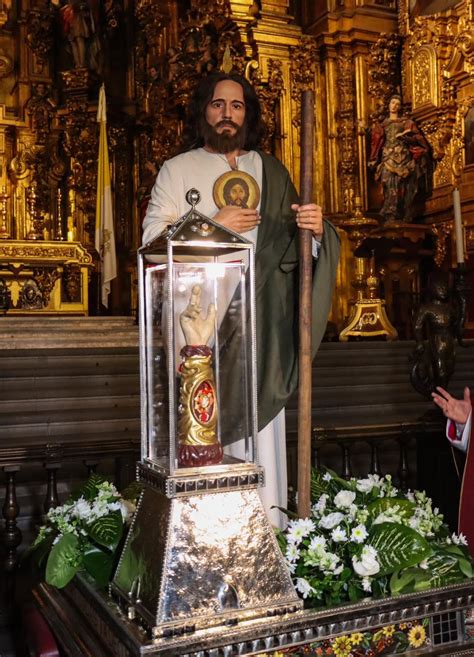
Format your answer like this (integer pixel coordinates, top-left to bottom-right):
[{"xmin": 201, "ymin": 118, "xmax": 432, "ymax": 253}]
[
  {"xmin": 350, "ymin": 632, "xmax": 364, "ymax": 646},
  {"xmin": 382, "ymin": 625, "xmax": 396, "ymax": 637},
  {"xmin": 408, "ymin": 624, "xmax": 427, "ymax": 648},
  {"xmin": 332, "ymin": 635, "xmax": 353, "ymax": 657}
]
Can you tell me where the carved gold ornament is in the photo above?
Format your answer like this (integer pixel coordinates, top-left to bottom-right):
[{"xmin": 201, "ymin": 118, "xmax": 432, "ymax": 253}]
[{"xmin": 178, "ymin": 350, "xmax": 218, "ymax": 447}]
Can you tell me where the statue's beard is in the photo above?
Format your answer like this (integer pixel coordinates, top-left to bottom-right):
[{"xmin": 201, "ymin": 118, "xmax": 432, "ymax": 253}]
[{"xmin": 201, "ymin": 119, "xmax": 247, "ymax": 153}]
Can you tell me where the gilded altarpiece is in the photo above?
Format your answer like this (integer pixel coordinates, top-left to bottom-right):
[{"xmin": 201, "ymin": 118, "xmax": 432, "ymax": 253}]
[
  {"xmin": 2, "ymin": 0, "xmax": 472, "ymax": 324},
  {"xmin": 400, "ymin": 0, "xmax": 474, "ymax": 330}
]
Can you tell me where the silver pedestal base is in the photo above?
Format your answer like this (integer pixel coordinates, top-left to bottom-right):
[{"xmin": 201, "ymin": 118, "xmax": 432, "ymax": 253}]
[{"xmin": 111, "ymin": 485, "xmax": 301, "ymax": 638}]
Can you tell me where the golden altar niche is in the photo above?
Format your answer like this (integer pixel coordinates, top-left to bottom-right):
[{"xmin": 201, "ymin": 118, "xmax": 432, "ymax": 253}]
[
  {"xmin": 111, "ymin": 189, "xmax": 301, "ymax": 640},
  {"xmin": 0, "ymin": 240, "xmax": 92, "ymax": 314}
]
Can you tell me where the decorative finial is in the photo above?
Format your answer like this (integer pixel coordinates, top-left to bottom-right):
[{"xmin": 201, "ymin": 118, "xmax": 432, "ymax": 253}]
[{"xmin": 186, "ymin": 189, "xmax": 200, "ymax": 208}]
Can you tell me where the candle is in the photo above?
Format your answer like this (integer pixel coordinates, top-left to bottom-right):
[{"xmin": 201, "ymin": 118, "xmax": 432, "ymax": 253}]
[{"xmin": 453, "ymin": 188, "xmax": 464, "ymax": 264}]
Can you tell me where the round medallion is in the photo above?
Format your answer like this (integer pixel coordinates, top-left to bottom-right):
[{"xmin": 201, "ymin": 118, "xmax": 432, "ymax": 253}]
[
  {"xmin": 212, "ymin": 170, "xmax": 260, "ymax": 210},
  {"xmin": 192, "ymin": 379, "xmax": 216, "ymax": 424}
]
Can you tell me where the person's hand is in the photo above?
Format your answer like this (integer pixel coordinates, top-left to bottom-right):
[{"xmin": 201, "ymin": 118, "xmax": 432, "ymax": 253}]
[
  {"xmin": 431, "ymin": 386, "xmax": 472, "ymax": 424},
  {"xmin": 291, "ymin": 203, "xmax": 323, "ymax": 241},
  {"xmin": 179, "ymin": 285, "xmax": 216, "ymax": 346},
  {"xmin": 214, "ymin": 206, "xmax": 260, "ymax": 234}
]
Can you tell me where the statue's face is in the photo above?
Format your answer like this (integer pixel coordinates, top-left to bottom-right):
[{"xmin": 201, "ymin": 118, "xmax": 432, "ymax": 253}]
[
  {"xmin": 205, "ymin": 80, "xmax": 246, "ymax": 138},
  {"xmin": 389, "ymin": 97, "xmax": 401, "ymax": 114}
]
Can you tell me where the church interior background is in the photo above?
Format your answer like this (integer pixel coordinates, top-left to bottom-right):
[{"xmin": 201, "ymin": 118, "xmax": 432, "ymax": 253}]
[{"xmin": 0, "ymin": 0, "xmax": 474, "ymax": 652}]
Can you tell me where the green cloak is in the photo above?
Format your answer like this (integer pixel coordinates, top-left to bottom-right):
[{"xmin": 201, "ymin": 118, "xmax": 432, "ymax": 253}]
[
  {"xmin": 218, "ymin": 152, "xmax": 340, "ymax": 436},
  {"xmin": 254, "ymin": 152, "xmax": 340, "ymax": 430}
]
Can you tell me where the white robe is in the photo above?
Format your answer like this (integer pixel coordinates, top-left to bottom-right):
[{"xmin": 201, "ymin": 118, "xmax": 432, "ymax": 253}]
[{"xmin": 143, "ymin": 148, "xmax": 288, "ymax": 528}]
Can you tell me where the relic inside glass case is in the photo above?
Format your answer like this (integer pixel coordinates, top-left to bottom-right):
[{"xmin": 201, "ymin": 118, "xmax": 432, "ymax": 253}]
[
  {"xmin": 138, "ymin": 189, "xmax": 258, "ymax": 475},
  {"xmin": 112, "ymin": 190, "xmax": 301, "ymax": 636}
]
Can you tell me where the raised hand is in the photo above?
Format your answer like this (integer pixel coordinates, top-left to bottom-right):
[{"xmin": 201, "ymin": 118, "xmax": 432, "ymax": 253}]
[
  {"xmin": 179, "ymin": 285, "xmax": 216, "ymax": 346},
  {"xmin": 431, "ymin": 386, "xmax": 472, "ymax": 425}
]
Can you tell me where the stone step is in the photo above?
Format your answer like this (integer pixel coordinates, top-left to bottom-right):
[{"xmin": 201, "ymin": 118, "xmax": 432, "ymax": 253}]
[
  {"xmin": 0, "ymin": 373, "xmax": 140, "ymax": 400},
  {"xmin": 0, "ymin": 417, "xmax": 140, "ymax": 441},
  {"xmin": 0, "ymin": 349, "xmax": 139, "ymax": 376},
  {"xmin": 0, "ymin": 317, "xmax": 139, "ymax": 349}
]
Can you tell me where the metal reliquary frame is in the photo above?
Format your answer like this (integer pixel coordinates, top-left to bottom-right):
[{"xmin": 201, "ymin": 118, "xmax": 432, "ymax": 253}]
[{"xmin": 110, "ymin": 189, "xmax": 301, "ymax": 642}]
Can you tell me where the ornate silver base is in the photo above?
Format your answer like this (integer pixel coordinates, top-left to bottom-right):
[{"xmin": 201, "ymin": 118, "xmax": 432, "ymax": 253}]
[{"xmin": 111, "ymin": 481, "xmax": 301, "ymax": 639}]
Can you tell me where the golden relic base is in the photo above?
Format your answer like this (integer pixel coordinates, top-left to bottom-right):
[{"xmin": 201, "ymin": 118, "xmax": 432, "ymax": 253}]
[
  {"xmin": 339, "ymin": 298, "xmax": 398, "ymax": 341},
  {"xmin": 0, "ymin": 240, "xmax": 92, "ymax": 315}
]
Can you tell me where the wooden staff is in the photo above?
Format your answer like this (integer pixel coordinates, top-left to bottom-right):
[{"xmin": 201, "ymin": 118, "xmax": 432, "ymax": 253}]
[{"xmin": 297, "ymin": 89, "xmax": 314, "ymax": 519}]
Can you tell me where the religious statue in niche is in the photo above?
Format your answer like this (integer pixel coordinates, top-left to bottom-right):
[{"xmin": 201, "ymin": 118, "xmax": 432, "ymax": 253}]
[
  {"xmin": 410, "ymin": 272, "xmax": 465, "ymax": 398},
  {"xmin": 177, "ymin": 284, "xmax": 223, "ymax": 467},
  {"xmin": 368, "ymin": 95, "xmax": 432, "ymax": 223},
  {"xmin": 54, "ymin": 0, "xmax": 101, "ymax": 72}
]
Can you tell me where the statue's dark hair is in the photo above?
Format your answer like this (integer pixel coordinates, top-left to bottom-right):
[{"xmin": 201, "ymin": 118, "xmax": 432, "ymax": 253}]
[{"xmin": 181, "ymin": 72, "xmax": 265, "ymax": 151}]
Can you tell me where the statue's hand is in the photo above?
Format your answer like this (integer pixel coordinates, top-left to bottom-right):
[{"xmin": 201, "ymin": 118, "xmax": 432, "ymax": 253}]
[
  {"xmin": 414, "ymin": 342, "xmax": 424, "ymax": 355},
  {"xmin": 214, "ymin": 206, "xmax": 260, "ymax": 234},
  {"xmin": 179, "ymin": 285, "xmax": 216, "ymax": 346}
]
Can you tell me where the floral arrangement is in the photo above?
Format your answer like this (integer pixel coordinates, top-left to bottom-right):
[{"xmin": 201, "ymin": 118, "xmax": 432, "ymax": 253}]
[
  {"xmin": 260, "ymin": 618, "xmax": 431, "ymax": 656},
  {"xmin": 29, "ymin": 474, "xmax": 139, "ymax": 589},
  {"xmin": 278, "ymin": 469, "xmax": 473, "ymax": 609}
]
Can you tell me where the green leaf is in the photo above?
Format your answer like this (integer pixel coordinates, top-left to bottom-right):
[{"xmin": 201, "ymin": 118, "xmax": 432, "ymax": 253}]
[
  {"xmin": 369, "ymin": 522, "xmax": 431, "ymax": 575},
  {"xmin": 83, "ymin": 545, "xmax": 114, "ymax": 588},
  {"xmin": 458, "ymin": 557, "xmax": 473, "ymax": 578},
  {"xmin": 272, "ymin": 505, "xmax": 298, "ymax": 520},
  {"xmin": 45, "ymin": 533, "xmax": 81, "ymax": 588},
  {"xmin": 88, "ymin": 510, "xmax": 123, "ymax": 550},
  {"xmin": 390, "ymin": 569, "xmax": 418, "ymax": 594},
  {"xmin": 121, "ymin": 481, "xmax": 144, "ymax": 503},
  {"xmin": 368, "ymin": 498, "xmax": 415, "ymax": 519},
  {"xmin": 77, "ymin": 473, "xmax": 106, "ymax": 502}
]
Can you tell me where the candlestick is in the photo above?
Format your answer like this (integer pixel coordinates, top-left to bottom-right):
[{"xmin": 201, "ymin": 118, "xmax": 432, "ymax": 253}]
[{"xmin": 453, "ymin": 188, "xmax": 464, "ymax": 264}]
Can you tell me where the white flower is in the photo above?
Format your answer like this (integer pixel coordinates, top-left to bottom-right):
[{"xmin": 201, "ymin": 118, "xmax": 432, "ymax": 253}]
[
  {"xmin": 308, "ymin": 535, "xmax": 327, "ymax": 551},
  {"xmin": 71, "ymin": 497, "xmax": 91, "ymax": 520},
  {"xmin": 312, "ymin": 494, "xmax": 328, "ymax": 516},
  {"xmin": 351, "ymin": 524, "xmax": 368, "ymax": 543},
  {"xmin": 321, "ymin": 551, "xmax": 342, "ymax": 574},
  {"xmin": 334, "ymin": 490, "xmax": 356, "ymax": 509},
  {"xmin": 356, "ymin": 474, "xmax": 381, "ymax": 494},
  {"xmin": 452, "ymin": 532, "xmax": 468, "ymax": 546},
  {"xmin": 356, "ymin": 478, "xmax": 374, "ymax": 494},
  {"xmin": 295, "ymin": 577, "xmax": 315, "ymax": 599},
  {"xmin": 319, "ymin": 512, "xmax": 345, "ymax": 529},
  {"xmin": 419, "ymin": 559, "xmax": 429, "ymax": 570},
  {"xmin": 331, "ymin": 526, "xmax": 347, "ymax": 542},
  {"xmin": 286, "ymin": 543, "xmax": 300, "ymax": 562},
  {"xmin": 322, "ymin": 472, "xmax": 332, "ymax": 482},
  {"xmin": 347, "ymin": 503, "xmax": 358, "ymax": 521},
  {"xmin": 352, "ymin": 545, "xmax": 380, "ymax": 577},
  {"xmin": 361, "ymin": 576, "xmax": 372, "ymax": 592},
  {"xmin": 287, "ymin": 518, "xmax": 316, "ymax": 544}
]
